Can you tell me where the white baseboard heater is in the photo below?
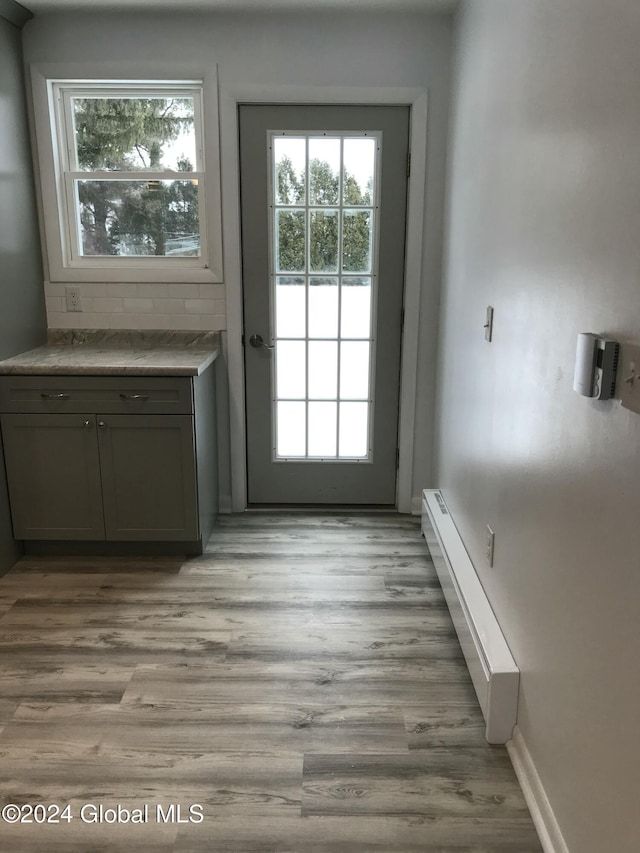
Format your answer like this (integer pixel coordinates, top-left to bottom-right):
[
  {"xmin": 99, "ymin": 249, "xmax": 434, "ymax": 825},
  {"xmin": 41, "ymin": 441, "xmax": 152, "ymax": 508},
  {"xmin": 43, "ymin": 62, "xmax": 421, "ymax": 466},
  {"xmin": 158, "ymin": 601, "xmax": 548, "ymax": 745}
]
[{"xmin": 422, "ymin": 490, "xmax": 519, "ymax": 744}]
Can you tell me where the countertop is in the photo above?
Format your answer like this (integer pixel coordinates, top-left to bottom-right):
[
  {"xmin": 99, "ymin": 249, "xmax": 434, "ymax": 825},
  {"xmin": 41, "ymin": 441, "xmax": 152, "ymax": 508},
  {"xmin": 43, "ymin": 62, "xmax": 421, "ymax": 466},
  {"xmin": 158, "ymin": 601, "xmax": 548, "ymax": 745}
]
[{"xmin": 0, "ymin": 330, "xmax": 220, "ymax": 377}]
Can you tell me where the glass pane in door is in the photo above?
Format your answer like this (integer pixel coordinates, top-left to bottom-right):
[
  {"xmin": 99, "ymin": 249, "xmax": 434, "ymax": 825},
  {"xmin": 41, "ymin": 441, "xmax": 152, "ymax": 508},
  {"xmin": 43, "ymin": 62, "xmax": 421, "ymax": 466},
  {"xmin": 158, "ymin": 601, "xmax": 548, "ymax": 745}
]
[
  {"xmin": 275, "ymin": 276, "xmax": 306, "ymax": 337},
  {"xmin": 340, "ymin": 277, "xmax": 371, "ymax": 338},
  {"xmin": 271, "ymin": 132, "xmax": 379, "ymax": 460},
  {"xmin": 309, "ymin": 138, "xmax": 340, "ymax": 204},
  {"xmin": 308, "ymin": 277, "xmax": 338, "ymax": 338},
  {"xmin": 343, "ymin": 137, "xmax": 375, "ymax": 204}
]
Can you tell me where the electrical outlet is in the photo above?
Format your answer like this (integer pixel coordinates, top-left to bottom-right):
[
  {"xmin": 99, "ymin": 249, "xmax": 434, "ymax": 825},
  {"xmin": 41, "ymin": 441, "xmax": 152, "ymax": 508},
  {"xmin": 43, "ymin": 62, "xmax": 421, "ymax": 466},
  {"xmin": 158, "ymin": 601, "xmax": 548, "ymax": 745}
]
[
  {"xmin": 65, "ymin": 287, "xmax": 82, "ymax": 312},
  {"xmin": 484, "ymin": 306, "xmax": 494, "ymax": 342},
  {"xmin": 485, "ymin": 525, "xmax": 495, "ymax": 567}
]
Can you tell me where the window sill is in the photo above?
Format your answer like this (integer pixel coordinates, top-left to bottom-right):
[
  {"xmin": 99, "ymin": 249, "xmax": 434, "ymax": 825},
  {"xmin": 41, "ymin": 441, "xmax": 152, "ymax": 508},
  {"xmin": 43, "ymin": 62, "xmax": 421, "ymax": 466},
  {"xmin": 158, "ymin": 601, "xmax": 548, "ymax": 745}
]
[{"xmin": 47, "ymin": 265, "xmax": 221, "ymax": 285}]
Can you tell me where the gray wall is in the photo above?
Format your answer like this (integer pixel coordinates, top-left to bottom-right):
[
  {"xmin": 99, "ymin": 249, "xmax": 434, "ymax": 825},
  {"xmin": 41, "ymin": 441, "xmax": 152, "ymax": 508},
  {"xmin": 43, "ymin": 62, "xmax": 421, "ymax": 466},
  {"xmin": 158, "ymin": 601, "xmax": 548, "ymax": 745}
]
[
  {"xmin": 23, "ymin": 10, "xmax": 453, "ymax": 508},
  {"xmin": 437, "ymin": 1, "xmax": 640, "ymax": 850},
  {"xmin": 0, "ymin": 13, "xmax": 47, "ymax": 573}
]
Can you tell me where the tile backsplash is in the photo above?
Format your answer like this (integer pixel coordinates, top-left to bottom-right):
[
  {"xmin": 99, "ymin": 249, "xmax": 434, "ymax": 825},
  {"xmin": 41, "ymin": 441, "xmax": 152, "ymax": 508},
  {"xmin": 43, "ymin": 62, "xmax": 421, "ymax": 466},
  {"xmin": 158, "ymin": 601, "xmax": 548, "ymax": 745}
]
[{"xmin": 44, "ymin": 281, "xmax": 226, "ymax": 331}]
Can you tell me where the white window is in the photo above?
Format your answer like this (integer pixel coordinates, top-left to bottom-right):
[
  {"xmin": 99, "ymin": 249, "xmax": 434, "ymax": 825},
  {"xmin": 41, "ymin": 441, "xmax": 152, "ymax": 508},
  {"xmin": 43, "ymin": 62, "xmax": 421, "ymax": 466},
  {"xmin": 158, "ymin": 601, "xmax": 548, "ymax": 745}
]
[{"xmin": 32, "ymin": 73, "xmax": 222, "ymax": 283}]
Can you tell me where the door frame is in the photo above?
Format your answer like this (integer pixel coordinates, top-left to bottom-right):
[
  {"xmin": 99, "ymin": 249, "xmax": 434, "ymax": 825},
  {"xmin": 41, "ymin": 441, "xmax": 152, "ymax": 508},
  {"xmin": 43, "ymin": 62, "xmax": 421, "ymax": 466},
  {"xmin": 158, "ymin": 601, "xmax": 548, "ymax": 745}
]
[{"xmin": 219, "ymin": 83, "xmax": 429, "ymax": 513}]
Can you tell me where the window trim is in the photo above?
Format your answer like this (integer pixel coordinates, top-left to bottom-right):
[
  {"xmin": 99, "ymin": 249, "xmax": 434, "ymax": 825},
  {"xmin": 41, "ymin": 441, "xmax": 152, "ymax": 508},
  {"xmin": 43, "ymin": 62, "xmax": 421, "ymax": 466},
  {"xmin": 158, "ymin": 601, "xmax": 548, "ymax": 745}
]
[
  {"xmin": 55, "ymin": 81, "xmax": 207, "ymax": 270},
  {"xmin": 30, "ymin": 64, "xmax": 223, "ymax": 283}
]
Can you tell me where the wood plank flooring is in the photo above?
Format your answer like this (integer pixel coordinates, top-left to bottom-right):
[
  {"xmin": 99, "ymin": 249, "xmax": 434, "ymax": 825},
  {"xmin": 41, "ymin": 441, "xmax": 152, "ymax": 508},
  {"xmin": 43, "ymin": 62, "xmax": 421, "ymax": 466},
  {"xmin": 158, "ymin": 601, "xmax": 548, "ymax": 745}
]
[{"xmin": 0, "ymin": 513, "xmax": 542, "ymax": 852}]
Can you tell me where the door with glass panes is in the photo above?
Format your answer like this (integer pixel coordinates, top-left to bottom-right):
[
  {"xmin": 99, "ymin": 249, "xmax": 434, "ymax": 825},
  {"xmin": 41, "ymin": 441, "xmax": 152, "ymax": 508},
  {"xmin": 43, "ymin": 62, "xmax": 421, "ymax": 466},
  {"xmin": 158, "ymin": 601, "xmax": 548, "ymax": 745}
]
[{"xmin": 240, "ymin": 105, "xmax": 409, "ymax": 504}]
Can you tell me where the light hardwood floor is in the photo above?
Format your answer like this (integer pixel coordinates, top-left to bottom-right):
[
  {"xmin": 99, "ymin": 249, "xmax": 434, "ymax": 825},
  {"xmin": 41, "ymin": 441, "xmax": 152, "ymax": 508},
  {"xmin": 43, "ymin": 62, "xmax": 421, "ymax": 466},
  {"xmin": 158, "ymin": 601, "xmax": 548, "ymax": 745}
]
[{"xmin": 0, "ymin": 514, "xmax": 542, "ymax": 852}]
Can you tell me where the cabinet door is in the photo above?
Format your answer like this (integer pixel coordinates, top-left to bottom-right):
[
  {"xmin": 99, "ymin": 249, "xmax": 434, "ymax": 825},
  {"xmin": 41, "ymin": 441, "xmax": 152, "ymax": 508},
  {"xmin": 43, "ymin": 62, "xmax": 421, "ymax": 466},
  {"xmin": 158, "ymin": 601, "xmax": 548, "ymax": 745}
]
[
  {"xmin": 97, "ymin": 415, "xmax": 198, "ymax": 541},
  {"xmin": 0, "ymin": 414, "xmax": 105, "ymax": 540}
]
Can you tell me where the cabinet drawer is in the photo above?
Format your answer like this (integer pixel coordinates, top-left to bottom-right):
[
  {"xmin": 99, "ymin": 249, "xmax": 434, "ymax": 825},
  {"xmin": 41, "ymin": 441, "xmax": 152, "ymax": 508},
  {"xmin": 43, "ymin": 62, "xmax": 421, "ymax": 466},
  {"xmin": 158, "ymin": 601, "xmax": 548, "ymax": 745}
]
[{"xmin": 0, "ymin": 376, "xmax": 193, "ymax": 415}]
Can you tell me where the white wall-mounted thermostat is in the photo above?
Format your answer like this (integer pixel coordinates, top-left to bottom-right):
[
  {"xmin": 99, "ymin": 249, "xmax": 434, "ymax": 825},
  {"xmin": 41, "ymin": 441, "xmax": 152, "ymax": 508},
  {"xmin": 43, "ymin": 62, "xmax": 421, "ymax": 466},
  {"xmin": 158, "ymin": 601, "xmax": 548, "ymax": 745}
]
[{"xmin": 573, "ymin": 333, "xmax": 619, "ymax": 400}]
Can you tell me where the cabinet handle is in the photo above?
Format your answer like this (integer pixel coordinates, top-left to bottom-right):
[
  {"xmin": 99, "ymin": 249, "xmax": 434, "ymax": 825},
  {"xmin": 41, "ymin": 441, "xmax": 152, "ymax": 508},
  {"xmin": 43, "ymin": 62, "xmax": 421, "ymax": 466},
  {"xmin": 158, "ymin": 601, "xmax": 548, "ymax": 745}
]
[
  {"xmin": 119, "ymin": 393, "xmax": 149, "ymax": 401},
  {"xmin": 84, "ymin": 420, "xmax": 91, "ymax": 428},
  {"xmin": 98, "ymin": 421, "xmax": 106, "ymax": 428},
  {"xmin": 41, "ymin": 393, "xmax": 69, "ymax": 399}
]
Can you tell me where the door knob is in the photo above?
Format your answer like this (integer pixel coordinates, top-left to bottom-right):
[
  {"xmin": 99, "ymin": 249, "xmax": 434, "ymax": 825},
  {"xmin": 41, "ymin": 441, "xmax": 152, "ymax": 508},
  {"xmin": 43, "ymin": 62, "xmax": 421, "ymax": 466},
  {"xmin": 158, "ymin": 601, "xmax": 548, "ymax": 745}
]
[{"xmin": 249, "ymin": 334, "xmax": 274, "ymax": 351}]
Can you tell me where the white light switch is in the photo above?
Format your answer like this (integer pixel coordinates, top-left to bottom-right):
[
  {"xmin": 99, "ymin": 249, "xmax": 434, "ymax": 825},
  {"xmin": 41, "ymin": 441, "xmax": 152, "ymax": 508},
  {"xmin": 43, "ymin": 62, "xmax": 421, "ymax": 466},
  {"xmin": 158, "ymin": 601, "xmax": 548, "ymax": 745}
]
[
  {"xmin": 484, "ymin": 306, "xmax": 494, "ymax": 342},
  {"xmin": 620, "ymin": 343, "xmax": 640, "ymax": 416},
  {"xmin": 486, "ymin": 524, "xmax": 495, "ymax": 567}
]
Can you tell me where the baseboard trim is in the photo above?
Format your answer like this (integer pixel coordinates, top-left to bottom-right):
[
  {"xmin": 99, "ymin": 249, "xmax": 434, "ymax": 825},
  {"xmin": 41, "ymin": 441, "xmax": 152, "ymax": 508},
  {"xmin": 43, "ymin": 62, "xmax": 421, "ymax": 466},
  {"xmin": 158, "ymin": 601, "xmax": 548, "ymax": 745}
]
[
  {"xmin": 410, "ymin": 494, "xmax": 422, "ymax": 515},
  {"xmin": 218, "ymin": 494, "xmax": 232, "ymax": 514},
  {"xmin": 507, "ymin": 726, "xmax": 570, "ymax": 853}
]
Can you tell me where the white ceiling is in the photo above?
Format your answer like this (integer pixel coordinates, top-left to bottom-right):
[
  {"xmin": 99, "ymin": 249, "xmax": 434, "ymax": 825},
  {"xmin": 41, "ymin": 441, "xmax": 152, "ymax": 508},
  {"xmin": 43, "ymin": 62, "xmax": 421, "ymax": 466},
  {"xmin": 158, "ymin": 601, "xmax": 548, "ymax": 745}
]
[{"xmin": 23, "ymin": 0, "xmax": 457, "ymax": 13}]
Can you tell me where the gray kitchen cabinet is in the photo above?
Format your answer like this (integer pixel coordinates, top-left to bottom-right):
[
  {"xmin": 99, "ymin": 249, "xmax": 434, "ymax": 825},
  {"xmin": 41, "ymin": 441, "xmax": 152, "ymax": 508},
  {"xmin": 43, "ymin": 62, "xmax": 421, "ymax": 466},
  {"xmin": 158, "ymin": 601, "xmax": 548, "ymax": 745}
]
[
  {"xmin": 0, "ymin": 366, "xmax": 217, "ymax": 553},
  {"xmin": 98, "ymin": 414, "xmax": 198, "ymax": 541},
  {"xmin": 0, "ymin": 413, "xmax": 105, "ymax": 540}
]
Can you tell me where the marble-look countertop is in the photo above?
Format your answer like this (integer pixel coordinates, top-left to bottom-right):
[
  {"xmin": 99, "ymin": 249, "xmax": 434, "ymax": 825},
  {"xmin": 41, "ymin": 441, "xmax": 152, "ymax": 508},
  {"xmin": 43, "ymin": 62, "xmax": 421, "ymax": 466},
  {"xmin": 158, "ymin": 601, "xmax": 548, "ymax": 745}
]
[{"xmin": 0, "ymin": 330, "xmax": 220, "ymax": 377}]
